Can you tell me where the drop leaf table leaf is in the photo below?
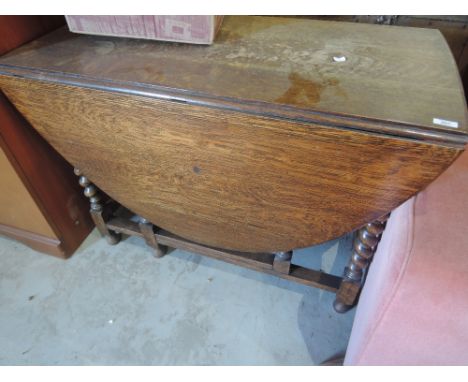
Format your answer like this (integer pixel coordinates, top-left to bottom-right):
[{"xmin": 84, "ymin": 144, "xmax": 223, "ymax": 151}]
[{"xmin": 0, "ymin": 16, "xmax": 467, "ymax": 312}]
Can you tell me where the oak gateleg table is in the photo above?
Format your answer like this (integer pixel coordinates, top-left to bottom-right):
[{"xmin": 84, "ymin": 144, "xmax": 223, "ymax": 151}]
[{"xmin": 0, "ymin": 16, "xmax": 466, "ymax": 312}]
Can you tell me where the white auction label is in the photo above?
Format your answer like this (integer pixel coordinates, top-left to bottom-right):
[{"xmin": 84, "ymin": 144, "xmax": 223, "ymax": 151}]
[{"xmin": 433, "ymin": 118, "xmax": 459, "ymax": 128}]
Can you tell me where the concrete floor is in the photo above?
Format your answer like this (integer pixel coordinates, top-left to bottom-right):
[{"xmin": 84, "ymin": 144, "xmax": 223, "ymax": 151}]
[{"xmin": 0, "ymin": 229, "xmax": 355, "ymax": 365}]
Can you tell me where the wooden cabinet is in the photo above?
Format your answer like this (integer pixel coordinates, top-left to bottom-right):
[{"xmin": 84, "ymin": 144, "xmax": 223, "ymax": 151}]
[{"xmin": 0, "ymin": 16, "xmax": 93, "ymax": 258}]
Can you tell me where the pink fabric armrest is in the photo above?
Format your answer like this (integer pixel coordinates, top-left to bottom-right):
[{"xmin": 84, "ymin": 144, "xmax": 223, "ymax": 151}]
[{"xmin": 344, "ymin": 149, "xmax": 468, "ymax": 365}]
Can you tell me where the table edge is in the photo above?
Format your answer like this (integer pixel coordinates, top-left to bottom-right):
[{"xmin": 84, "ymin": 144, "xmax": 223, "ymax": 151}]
[{"xmin": 0, "ymin": 63, "xmax": 466, "ymax": 149}]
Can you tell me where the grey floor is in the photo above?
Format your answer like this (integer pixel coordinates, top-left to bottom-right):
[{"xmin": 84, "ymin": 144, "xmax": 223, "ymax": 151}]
[{"xmin": 0, "ymin": 229, "xmax": 355, "ymax": 365}]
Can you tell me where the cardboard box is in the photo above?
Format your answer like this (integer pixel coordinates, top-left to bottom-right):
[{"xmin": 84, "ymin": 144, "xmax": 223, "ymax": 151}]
[{"xmin": 65, "ymin": 15, "xmax": 224, "ymax": 44}]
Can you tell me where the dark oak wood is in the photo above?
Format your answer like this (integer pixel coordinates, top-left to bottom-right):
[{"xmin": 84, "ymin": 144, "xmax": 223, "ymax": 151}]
[
  {"xmin": 334, "ymin": 213, "xmax": 390, "ymax": 312},
  {"xmin": 138, "ymin": 217, "xmax": 167, "ymax": 258},
  {"xmin": 74, "ymin": 168, "xmax": 120, "ymax": 245},
  {"xmin": 105, "ymin": 214, "xmax": 342, "ymax": 293}
]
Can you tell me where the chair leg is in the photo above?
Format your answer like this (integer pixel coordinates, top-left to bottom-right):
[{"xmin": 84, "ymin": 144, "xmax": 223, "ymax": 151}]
[
  {"xmin": 334, "ymin": 213, "xmax": 390, "ymax": 313},
  {"xmin": 74, "ymin": 168, "xmax": 121, "ymax": 245}
]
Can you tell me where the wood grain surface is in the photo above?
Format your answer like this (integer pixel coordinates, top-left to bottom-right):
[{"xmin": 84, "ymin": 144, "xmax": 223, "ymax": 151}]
[
  {"xmin": 0, "ymin": 16, "xmax": 466, "ymax": 137},
  {"xmin": 0, "ymin": 76, "xmax": 460, "ymax": 252}
]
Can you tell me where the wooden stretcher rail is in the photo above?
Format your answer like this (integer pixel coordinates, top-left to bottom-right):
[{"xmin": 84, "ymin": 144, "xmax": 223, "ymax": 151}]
[{"xmin": 106, "ymin": 216, "xmax": 342, "ymax": 293}]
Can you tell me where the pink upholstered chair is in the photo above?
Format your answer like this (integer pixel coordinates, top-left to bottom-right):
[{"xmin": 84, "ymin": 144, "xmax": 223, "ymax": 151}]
[{"xmin": 344, "ymin": 149, "xmax": 468, "ymax": 365}]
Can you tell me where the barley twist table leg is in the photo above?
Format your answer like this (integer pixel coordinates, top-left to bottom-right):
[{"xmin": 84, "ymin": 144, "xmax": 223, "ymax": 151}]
[
  {"xmin": 74, "ymin": 168, "xmax": 121, "ymax": 245},
  {"xmin": 333, "ymin": 213, "xmax": 390, "ymax": 313}
]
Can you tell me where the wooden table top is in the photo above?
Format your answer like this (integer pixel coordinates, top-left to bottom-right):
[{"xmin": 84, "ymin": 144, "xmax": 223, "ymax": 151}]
[
  {"xmin": 0, "ymin": 16, "xmax": 467, "ymax": 252},
  {"xmin": 0, "ymin": 16, "xmax": 467, "ymax": 145}
]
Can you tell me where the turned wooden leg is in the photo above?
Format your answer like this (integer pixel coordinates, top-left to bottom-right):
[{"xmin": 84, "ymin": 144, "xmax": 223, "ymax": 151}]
[
  {"xmin": 138, "ymin": 217, "xmax": 167, "ymax": 258},
  {"xmin": 334, "ymin": 213, "xmax": 390, "ymax": 313},
  {"xmin": 74, "ymin": 168, "xmax": 121, "ymax": 245},
  {"xmin": 273, "ymin": 251, "xmax": 293, "ymax": 274}
]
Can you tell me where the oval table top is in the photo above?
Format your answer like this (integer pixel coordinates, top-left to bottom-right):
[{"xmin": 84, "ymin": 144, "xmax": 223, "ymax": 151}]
[{"xmin": 0, "ymin": 16, "xmax": 466, "ymax": 252}]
